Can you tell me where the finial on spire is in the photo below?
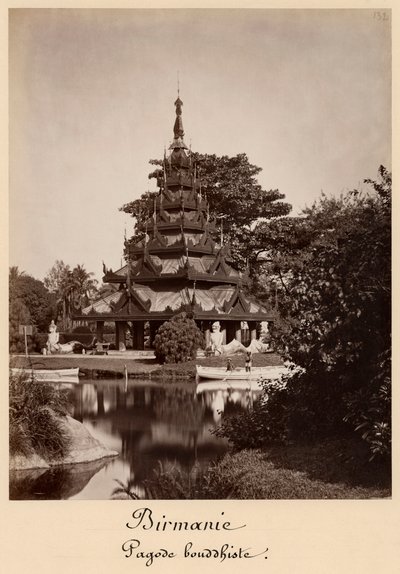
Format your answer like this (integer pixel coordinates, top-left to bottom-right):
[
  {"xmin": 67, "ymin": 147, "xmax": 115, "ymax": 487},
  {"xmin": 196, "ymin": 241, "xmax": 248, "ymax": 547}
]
[
  {"xmin": 177, "ymin": 70, "xmax": 180, "ymax": 97},
  {"xmin": 170, "ymin": 86, "xmax": 188, "ymax": 150}
]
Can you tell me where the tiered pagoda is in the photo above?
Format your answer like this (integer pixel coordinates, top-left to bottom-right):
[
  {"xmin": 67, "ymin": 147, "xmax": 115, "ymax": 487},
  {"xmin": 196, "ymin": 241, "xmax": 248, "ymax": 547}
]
[{"xmin": 74, "ymin": 96, "xmax": 274, "ymax": 349}]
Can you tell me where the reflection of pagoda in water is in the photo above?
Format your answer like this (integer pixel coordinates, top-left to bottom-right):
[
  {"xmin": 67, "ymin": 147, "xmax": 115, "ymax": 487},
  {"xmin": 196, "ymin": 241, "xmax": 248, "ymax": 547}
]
[{"xmin": 73, "ymin": 96, "xmax": 273, "ymax": 348}]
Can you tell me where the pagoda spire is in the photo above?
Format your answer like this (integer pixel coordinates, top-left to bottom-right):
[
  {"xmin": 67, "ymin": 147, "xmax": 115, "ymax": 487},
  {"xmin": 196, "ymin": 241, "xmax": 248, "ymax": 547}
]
[{"xmin": 170, "ymin": 93, "xmax": 188, "ymax": 150}]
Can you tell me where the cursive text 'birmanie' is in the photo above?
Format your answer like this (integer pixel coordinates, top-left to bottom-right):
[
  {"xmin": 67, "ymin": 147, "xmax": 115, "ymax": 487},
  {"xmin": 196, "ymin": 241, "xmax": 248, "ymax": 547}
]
[{"xmin": 126, "ymin": 507, "xmax": 246, "ymax": 532}]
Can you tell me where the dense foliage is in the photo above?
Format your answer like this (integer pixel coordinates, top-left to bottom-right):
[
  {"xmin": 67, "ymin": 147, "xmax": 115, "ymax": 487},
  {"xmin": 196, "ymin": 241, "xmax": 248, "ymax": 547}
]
[
  {"xmin": 44, "ymin": 260, "xmax": 98, "ymax": 329},
  {"xmin": 9, "ymin": 267, "xmax": 56, "ymax": 353},
  {"xmin": 218, "ymin": 167, "xmax": 391, "ymax": 463},
  {"xmin": 9, "ymin": 371, "xmax": 71, "ymax": 460},
  {"xmin": 154, "ymin": 313, "xmax": 204, "ymax": 364}
]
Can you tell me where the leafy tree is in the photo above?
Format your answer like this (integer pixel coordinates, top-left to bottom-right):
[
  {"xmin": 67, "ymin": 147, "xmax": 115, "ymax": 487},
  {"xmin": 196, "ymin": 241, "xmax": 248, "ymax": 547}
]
[
  {"xmin": 9, "ymin": 266, "xmax": 26, "ymax": 284},
  {"xmin": 154, "ymin": 312, "xmax": 204, "ymax": 364},
  {"xmin": 70, "ymin": 264, "xmax": 98, "ymax": 306},
  {"xmin": 44, "ymin": 260, "xmax": 73, "ymax": 328},
  {"xmin": 43, "ymin": 260, "xmax": 71, "ymax": 294},
  {"xmin": 120, "ymin": 153, "xmax": 291, "ymax": 268},
  {"xmin": 9, "ymin": 298, "xmax": 32, "ymax": 353},
  {"xmin": 44, "ymin": 261, "xmax": 98, "ymax": 329},
  {"xmin": 9, "ymin": 270, "xmax": 56, "ymax": 332},
  {"xmin": 217, "ymin": 167, "xmax": 391, "ymax": 463},
  {"xmin": 9, "ymin": 268, "xmax": 57, "ymax": 352}
]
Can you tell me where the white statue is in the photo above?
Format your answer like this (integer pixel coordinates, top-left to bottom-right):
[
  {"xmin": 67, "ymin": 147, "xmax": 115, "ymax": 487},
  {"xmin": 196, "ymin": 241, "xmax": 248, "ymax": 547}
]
[
  {"xmin": 46, "ymin": 320, "xmax": 60, "ymax": 354},
  {"xmin": 210, "ymin": 321, "xmax": 223, "ymax": 354}
]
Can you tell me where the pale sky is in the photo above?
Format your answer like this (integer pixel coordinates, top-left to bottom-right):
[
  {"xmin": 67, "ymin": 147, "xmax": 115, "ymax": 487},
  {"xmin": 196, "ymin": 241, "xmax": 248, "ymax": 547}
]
[{"xmin": 9, "ymin": 9, "xmax": 391, "ymax": 283}]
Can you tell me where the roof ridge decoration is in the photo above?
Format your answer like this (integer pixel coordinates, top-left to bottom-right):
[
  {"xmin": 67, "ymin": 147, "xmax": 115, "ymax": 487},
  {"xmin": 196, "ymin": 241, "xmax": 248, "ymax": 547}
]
[
  {"xmin": 223, "ymin": 285, "xmax": 251, "ymax": 315},
  {"xmin": 147, "ymin": 228, "xmax": 168, "ymax": 249},
  {"xmin": 109, "ymin": 286, "xmax": 151, "ymax": 315},
  {"xmin": 208, "ymin": 249, "xmax": 233, "ymax": 277},
  {"xmin": 132, "ymin": 253, "xmax": 162, "ymax": 278}
]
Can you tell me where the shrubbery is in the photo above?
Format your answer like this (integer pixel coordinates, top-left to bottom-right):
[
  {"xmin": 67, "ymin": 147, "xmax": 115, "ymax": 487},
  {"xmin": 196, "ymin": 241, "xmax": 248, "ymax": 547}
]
[
  {"xmin": 217, "ymin": 168, "xmax": 391, "ymax": 465},
  {"xmin": 154, "ymin": 312, "xmax": 204, "ymax": 364},
  {"xmin": 9, "ymin": 371, "xmax": 71, "ymax": 460}
]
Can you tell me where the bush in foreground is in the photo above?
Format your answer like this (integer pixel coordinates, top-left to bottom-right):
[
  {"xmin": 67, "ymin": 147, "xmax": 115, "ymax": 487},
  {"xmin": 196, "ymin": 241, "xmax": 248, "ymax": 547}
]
[
  {"xmin": 154, "ymin": 312, "xmax": 204, "ymax": 364},
  {"xmin": 139, "ymin": 449, "xmax": 389, "ymax": 500},
  {"xmin": 9, "ymin": 371, "xmax": 71, "ymax": 460}
]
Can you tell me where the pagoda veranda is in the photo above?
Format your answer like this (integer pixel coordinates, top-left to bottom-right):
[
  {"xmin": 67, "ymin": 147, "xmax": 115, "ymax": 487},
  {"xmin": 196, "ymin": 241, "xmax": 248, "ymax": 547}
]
[{"xmin": 74, "ymin": 97, "xmax": 275, "ymax": 350}]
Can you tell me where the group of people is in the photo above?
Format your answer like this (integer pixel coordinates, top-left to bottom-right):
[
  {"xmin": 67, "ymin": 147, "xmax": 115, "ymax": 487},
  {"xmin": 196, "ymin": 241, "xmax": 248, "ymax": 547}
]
[
  {"xmin": 209, "ymin": 320, "xmax": 253, "ymax": 372},
  {"xmin": 225, "ymin": 350, "xmax": 252, "ymax": 373}
]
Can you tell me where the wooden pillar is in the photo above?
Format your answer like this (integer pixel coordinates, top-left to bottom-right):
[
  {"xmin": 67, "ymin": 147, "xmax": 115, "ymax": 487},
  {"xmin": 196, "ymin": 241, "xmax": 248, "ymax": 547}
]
[
  {"xmin": 235, "ymin": 321, "xmax": 242, "ymax": 343},
  {"xmin": 204, "ymin": 321, "xmax": 211, "ymax": 348},
  {"xmin": 115, "ymin": 321, "xmax": 120, "ymax": 349},
  {"xmin": 134, "ymin": 321, "xmax": 145, "ymax": 350},
  {"xmin": 226, "ymin": 321, "xmax": 235, "ymax": 344},
  {"xmin": 132, "ymin": 322, "xmax": 138, "ymax": 349},
  {"xmin": 221, "ymin": 322, "xmax": 227, "ymax": 345},
  {"xmin": 248, "ymin": 321, "xmax": 257, "ymax": 340},
  {"xmin": 96, "ymin": 320, "xmax": 104, "ymax": 342},
  {"xmin": 117, "ymin": 322, "xmax": 127, "ymax": 350}
]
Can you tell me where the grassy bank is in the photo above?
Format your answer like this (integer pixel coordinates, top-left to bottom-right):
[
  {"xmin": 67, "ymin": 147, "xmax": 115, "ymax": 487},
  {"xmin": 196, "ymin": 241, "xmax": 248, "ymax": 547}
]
[
  {"xmin": 142, "ymin": 445, "xmax": 390, "ymax": 499},
  {"xmin": 11, "ymin": 352, "xmax": 283, "ymax": 379}
]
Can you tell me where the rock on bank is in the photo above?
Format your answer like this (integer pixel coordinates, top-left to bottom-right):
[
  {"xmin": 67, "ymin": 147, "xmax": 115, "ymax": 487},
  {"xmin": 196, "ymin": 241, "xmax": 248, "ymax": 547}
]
[{"xmin": 10, "ymin": 415, "xmax": 118, "ymax": 470}]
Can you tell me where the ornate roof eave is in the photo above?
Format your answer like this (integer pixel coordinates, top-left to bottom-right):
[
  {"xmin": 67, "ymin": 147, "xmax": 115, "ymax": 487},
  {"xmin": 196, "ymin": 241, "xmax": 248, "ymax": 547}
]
[
  {"xmin": 164, "ymin": 174, "xmax": 193, "ymax": 189},
  {"xmin": 125, "ymin": 273, "xmax": 244, "ymax": 286},
  {"xmin": 72, "ymin": 309, "xmax": 276, "ymax": 321},
  {"xmin": 128, "ymin": 245, "xmax": 216, "ymax": 257},
  {"xmin": 103, "ymin": 272, "xmax": 127, "ymax": 283},
  {"xmin": 169, "ymin": 137, "xmax": 188, "ymax": 150}
]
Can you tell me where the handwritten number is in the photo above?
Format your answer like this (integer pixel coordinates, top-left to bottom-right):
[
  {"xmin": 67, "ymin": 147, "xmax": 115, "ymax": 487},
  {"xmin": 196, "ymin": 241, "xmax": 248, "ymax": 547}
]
[{"xmin": 374, "ymin": 11, "xmax": 389, "ymax": 22}]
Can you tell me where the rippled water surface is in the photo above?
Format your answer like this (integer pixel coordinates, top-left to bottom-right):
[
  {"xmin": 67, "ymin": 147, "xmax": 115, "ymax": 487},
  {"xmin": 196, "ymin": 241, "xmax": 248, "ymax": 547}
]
[{"xmin": 10, "ymin": 378, "xmax": 261, "ymax": 500}]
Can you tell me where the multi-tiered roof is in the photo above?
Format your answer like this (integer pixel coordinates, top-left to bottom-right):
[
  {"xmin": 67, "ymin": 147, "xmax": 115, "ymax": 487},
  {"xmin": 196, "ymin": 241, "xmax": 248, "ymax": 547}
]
[{"xmin": 78, "ymin": 97, "xmax": 272, "ymax": 326}]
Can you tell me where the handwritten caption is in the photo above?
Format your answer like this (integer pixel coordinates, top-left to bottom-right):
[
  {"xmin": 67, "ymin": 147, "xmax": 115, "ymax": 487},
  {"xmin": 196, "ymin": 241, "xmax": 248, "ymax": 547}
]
[{"xmin": 121, "ymin": 507, "xmax": 269, "ymax": 566}]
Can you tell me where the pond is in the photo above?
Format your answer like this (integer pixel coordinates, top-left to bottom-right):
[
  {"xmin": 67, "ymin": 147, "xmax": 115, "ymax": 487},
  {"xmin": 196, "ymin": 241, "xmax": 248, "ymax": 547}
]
[{"xmin": 10, "ymin": 378, "xmax": 262, "ymax": 500}]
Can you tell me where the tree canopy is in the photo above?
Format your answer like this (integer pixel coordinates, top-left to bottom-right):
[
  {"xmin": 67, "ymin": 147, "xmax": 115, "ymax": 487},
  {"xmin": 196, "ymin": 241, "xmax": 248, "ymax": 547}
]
[
  {"xmin": 9, "ymin": 267, "xmax": 56, "ymax": 333},
  {"xmin": 9, "ymin": 267, "xmax": 56, "ymax": 352},
  {"xmin": 217, "ymin": 166, "xmax": 391, "ymax": 462},
  {"xmin": 44, "ymin": 261, "xmax": 98, "ymax": 329}
]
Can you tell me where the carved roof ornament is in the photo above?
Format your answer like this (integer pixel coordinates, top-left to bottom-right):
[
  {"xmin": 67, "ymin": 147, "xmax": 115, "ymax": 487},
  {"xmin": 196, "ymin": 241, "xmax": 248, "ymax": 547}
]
[{"xmin": 170, "ymin": 95, "xmax": 188, "ymax": 151}]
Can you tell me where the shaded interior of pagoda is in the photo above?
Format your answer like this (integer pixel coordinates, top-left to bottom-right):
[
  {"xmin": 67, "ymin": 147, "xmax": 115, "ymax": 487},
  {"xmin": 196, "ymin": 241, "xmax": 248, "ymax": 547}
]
[{"xmin": 74, "ymin": 96, "xmax": 275, "ymax": 349}]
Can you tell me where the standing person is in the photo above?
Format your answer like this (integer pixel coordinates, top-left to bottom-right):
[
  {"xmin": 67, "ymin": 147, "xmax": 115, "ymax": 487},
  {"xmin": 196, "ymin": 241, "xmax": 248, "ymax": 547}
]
[
  {"xmin": 245, "ymin": 351, "xmax": 252, "ymax": 372},
  {"xmin": 226, "ymin": 357, "xmax": 233, "ymax": 372}
]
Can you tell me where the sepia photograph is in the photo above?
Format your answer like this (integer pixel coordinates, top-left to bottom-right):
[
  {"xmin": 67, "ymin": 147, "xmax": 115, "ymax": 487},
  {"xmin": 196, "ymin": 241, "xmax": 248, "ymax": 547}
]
[{"xmin": 8, "ymin": 8, "xmax": 391, "ymax": 505}]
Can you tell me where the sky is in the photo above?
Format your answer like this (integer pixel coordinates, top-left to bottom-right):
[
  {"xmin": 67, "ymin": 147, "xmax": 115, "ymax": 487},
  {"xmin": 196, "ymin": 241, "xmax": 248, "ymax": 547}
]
[{"xmin": 9, "ymin": 8, "xmax": 391, "ymax": 283}]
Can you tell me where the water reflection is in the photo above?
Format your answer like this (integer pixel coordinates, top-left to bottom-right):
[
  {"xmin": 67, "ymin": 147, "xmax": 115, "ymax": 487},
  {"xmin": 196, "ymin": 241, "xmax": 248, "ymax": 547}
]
[{"xmin": 10, "ymin": 379, "xmax": 262, "ymax": 500}]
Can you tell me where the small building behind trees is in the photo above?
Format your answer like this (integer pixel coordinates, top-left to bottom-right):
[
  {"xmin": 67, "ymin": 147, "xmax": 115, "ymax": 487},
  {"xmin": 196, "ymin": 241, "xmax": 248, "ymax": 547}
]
[{"xmin": 72, "ymin": 97, "xmax": 274, "ymax": 349}]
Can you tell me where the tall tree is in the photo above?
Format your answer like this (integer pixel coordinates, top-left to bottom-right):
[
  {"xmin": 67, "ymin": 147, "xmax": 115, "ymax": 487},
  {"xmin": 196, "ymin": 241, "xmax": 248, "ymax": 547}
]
[
  {"xmin": 43, "ymin": 260, "xmax": 71, "ymax": 294},
  {"xmin": 44, "ymin": 260, "xmax": 73, "ymax": 328},
  {"xmin": 9, "ymin": 269, "xmax": 57, "ymax": 351},
  {"xmin": 217, "ymin": 167, "xmax": 391, "ymax": 462},
  {"xmin": 44, "ymin": 261, "xmax": 98, "ymax": 328},
  {"xmin": 70, "ymin": 264, "xmax": 98, "ymax": 308}
]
